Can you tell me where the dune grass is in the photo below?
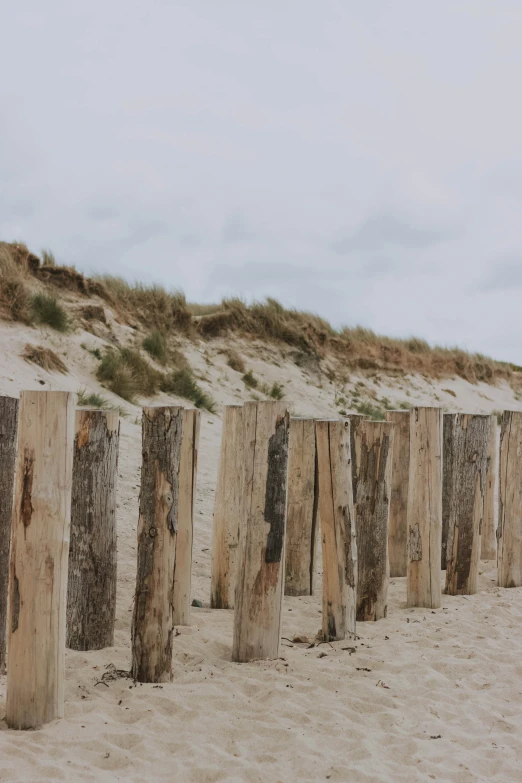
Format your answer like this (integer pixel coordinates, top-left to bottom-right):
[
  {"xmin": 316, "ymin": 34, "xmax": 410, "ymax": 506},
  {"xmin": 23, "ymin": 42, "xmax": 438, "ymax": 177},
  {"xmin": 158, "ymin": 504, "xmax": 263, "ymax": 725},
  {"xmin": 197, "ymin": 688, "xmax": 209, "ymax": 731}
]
[
  {"xmin": 143, "ymin": 330, "xmax": 168, "ymax": 364},
  {"xmin": 31, "ymin": 294, "xmax": 69, "ymax": 332},
  {"xmin": 161, "ymin": 368, "xmax": 216, "ymax": 412}
]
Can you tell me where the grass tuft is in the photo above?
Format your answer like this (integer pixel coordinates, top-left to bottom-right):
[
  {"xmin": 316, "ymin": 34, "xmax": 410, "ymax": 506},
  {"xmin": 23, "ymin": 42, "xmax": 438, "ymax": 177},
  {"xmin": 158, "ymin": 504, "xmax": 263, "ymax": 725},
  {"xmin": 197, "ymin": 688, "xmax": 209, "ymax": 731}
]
[
  {"xmin": 143, "ymin": 330, "xmax": 168, "ymax": 364},
  {"xmin": 242, "ymin": 370, "xmax": 258, "ymax": 388},
  {"xmin": 226, "ymin": 349, "xmax": 245, "ymax": 373},
  {"xmin": 161, "ymin": 368, "xmax": 216, "ymax": 412},
  {"xmin": 41, "ymin": 249, "xmax": 56, "ymax": 267},
  {"xmin": 31, "ymin": 294, "xmax": 69, "ymax": 332},
  {"xmin": 22, "ymin": 343, "xmax": 68, "ymax": 374},
  {"xmin": 96, "ymin": 347, "xmax": 161, "ymax": 402}
]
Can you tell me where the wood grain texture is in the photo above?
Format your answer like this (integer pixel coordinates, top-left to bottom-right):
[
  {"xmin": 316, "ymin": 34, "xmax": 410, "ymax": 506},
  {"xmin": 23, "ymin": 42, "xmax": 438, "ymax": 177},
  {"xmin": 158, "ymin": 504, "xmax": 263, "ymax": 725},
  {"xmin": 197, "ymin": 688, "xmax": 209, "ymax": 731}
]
[
  {"xmin": 315, "ymin": 419, "xmax": 357, "ymax": 641},
  {"xmin": 173, "ymin": 408, "xmax": 200, "ymax": 626},
  {"xmin": 481, "ymin": 415, "xmax": 497, "ymax": 561},
  {"xmin": 498, "ymin": 411, "xmax": 522, "ymax": 587},
  {"xmin": 211, "ymin": 406, "xmax": 244, "ymax": 609},
  {"xmin": 385, "ymin": 411, "xmax": 410, "ymax": 578},
  {"xmin": 441, "ymin": 413, "xmax": 453, "ymax": 571},
  {"xmin": 352, "ymin": 420, "xmax": 393, "ymax": 621},
  {"xmin": 407, "ymin": 407, "xmax": 443, "ymax": 609},
  {"xmin": 66, "ymin": 409, "xmax": 120, "ymax": 650},
  {"xmin": 285, "ymin": 418, "xmax": 318, "ymax": 597},
  {"xmin": 232, "ymin": 401, "xmax": 289, "ymax": 663},
  {"xmin": 0, "ymin": 395, "xmax": 18, "ymax": 674},
  {"xmin": 6, "ymin": 391, "xmax": 75, "ymax": 729},
  {"xmin": 444, "ymin": 414, "xmax": 489, "ymax": 596},
  {"xmin": 132, "ymin": 406, "xmax": 183, "ymax": 682}
]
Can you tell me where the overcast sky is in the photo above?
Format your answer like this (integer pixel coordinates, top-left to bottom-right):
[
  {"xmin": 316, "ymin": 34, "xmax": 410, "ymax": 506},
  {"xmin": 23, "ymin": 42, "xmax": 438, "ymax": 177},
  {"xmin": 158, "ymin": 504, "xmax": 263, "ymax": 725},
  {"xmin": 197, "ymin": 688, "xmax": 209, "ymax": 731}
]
[{"xmin": 2, "ymin": 2, "xmax": 522, "ymax": 361}]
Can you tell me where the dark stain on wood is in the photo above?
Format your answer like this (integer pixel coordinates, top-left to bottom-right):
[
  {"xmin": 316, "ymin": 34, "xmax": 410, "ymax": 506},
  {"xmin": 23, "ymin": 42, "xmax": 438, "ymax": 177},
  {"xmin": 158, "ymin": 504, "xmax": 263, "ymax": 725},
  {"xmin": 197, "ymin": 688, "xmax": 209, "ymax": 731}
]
[
  {"xmin": 264, "ymin": 415, "xmax": 289, "ymax": 564},
  {"xmin": 21, "ymin": 448, "xmax": 35, "ymax": 534},
  {"xmin": 11, "ymin": 574, "xmax": 20, "ymax": 633}
]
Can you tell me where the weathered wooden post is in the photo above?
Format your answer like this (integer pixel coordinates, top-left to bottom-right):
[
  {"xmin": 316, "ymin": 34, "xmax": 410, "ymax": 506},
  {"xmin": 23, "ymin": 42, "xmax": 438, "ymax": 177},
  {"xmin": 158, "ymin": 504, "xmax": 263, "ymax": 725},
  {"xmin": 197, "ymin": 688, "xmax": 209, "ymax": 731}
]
[
  {"xmin": 0, "ymin": 395, "xmax": 19, "ymax": 674},
  {"xmin": 441, "ymin": 413, "xmax": 453, "ymax": 570},
  {"xmin": 407, "ymin": 407, "xmax": 443, "ymax": 609},
  {"xmin": 173, "ymin": 408, "xmax": 200, "ymax": 626},
  {"xmin": 285, "ymin": 417, "xmax": 318, "ymax": 597},
  {"xmin": 6, "ymin": 390, "xmax": 75, "ymax": 729},
  {"xmin": 385, "ymin": 410, "xmax": 410, "ymax": 578},
  {"xmin": 132, "ymin": 406, "xmax": 183, "ymax": 682},
  {"xmin": 498, "ymin": 411, "xmax": 522, "ymax": 587},
  {"xmin": 315, "ymin": 419, "xmax": 357, "ymax": 641},
  {"xmin": 66, "ymin": 409, "xmax": 120, "ymax": 650},
  {"xmin": 444, "ymin": 413, "xmax": 489, "ymax": 595},
  {"xmin": 211, "ymin": 405, "xmax": 244, "ymax": 609},
  {"xmin": 232, "ymin": 401, "xmax": 289, "ymax": 663},
  {"xmin": 352, "ymin": 420, "xmax": 394, "ymax": 621},
  {"xmin": 481, "ymin": 415, "xmax": 497, "ymax": 561}
]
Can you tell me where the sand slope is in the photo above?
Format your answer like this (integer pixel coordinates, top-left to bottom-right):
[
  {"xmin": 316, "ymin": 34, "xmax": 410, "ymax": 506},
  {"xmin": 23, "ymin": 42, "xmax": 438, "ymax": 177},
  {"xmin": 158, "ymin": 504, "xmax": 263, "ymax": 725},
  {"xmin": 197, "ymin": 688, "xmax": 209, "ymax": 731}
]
[{"xmin": 1, "ymin": 319, "xmax": 522, "ymax": 782}]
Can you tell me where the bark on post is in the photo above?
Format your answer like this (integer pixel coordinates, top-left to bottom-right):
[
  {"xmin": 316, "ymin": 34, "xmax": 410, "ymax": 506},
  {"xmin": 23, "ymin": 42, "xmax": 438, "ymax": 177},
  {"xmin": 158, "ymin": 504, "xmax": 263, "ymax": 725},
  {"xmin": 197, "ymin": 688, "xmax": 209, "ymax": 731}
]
[
  {"xmin": 232, "ymin": 401, "xmax": 289, "ymax": 663},
  {"xmin": 66, "ymin": 409, "xmax": 120, "ymax": 651},
  {"xmin": 441, "ymin": 413, "xmax": 453, "ymax": 570},
  {"xmin": 407, "ymin": 407, "xmax": 443, "ymax": 609},
  {"xmin": 173, "ymin": 408, "xmax": 200, "ymax": 626},
  {"xmin": 385, "ymin": 410, "xmax": 410, "ymax": 578},
  {"xmin": 6, "ymin": 391, "xmax": 75, "ymax": 729},
  {"xmin": 315, "ymin": 419, "xmax": 357, "ymax": 641},
  {"xmin": 352, "ymin": 420, "xmax": 394, "ymax": 621},
  {"xmin": 211, "ymin": 406, "xmax": 244, "ymax": 609},
  {"xmin": 0, "ymin": 395, "xmax": 19, "ymax": 674},
  {"xmin": 444, "ymin": 414, "xmax": 489, "ymax": 596},
  {"xmin": 481, "ymin": 415, "xmax": 497, "ymax": 561},
  {"xmin": 132, "ymin": 406, "xmax": 183, "ymax": 682},
  {"xmin": 498, "ymin": 411, "xmax": 522, "ymax": 587},
  {"xmin": 285, "ymin": 417, "xmax": 318, "ymax": 597}
]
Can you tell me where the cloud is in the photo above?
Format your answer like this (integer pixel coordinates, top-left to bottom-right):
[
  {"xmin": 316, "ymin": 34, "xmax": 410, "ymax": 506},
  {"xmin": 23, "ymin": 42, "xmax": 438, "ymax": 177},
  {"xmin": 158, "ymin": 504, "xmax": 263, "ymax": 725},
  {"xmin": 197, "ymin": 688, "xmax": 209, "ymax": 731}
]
[
  {"xmin": 477, "ymin": 255, "xmax": 522, "ymax": 292},
  {"xmin": 331, "ymin": 212, "xmax": 460, "ymax": 255}
]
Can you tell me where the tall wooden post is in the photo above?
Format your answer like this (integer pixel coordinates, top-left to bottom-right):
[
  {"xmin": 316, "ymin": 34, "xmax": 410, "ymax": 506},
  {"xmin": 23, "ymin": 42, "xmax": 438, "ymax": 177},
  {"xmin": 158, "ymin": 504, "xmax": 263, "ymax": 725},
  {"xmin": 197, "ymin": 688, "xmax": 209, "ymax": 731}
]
[
  {"xmin": 211, "ymin": 406, "xmax": 244, "ymax": 609},
  {"xmin": 232, "ymin": 401, "xmax": 289, "ymax": 663},
  {"xmin": 385, "ymin": 410, "xmax": 410, "ymax": 578},
  {"xmin": 132, "ymin": 406, "xmax": 183, "ymax": 682},
  {"xmin": 285, "ymin": 417, "xmax": 318, "ymax": 597},
  {"xmin": 0, "ymin": 395, "xmax": 19, "ymax": 674},
  {"xmin": 441, "ymin": 413, "xmax": 453, "ymax": 570},
  {"xmin": 173, "ymin": 408, "xmax": 200, "ymax": 626},
  {"xmin": 444, "ymin": 414, "xmax": 489, "ymax": 595},
  {"xmin": 498, "ymin": 411, "xmax": 522, "ymax": 587},
  {"xmin": 407, "ymin": 407, "xmax": 443, "ymax": 609},
  {"xmin": 481, "ymin": 415, "xmax": 497, "ymax": 561},
  {"xmin": 315, "ymin": 419, "xmax": 357, "ymax": 641},
  {"xmin": 6, "ymin": 391, "xmax": 75, "ymax": 729},
  {"xmin": 66, "ymin": 409, "xmax": 120, "ymax": 651},
  {"xmin": 352, "ymin": 420, "xmax": 394, "ymax": 621}
]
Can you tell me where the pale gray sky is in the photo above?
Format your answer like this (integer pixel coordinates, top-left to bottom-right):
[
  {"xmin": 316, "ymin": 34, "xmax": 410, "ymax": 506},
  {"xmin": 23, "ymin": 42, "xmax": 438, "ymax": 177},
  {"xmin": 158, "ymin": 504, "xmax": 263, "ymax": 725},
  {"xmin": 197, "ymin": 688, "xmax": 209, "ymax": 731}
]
[{"xmin": 2, "ymin": 2, "xmax": 522, "ymax": 361}]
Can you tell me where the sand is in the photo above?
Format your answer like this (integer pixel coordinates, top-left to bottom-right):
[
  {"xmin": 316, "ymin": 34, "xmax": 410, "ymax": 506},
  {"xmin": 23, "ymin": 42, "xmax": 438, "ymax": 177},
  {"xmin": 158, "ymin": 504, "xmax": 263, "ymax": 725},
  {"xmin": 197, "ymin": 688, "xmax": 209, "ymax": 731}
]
[{"xmin": 1, "ymin": 317, "xmax": 522, "ymax": 782}]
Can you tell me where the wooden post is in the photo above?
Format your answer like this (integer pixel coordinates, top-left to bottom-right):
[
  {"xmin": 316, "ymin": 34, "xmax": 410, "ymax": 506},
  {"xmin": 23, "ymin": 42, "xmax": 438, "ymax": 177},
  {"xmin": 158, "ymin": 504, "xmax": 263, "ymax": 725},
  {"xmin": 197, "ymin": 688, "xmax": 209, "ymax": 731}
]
[
  {"xmin": 444, "ymin": 414, "xmax": 489, "ymax": 595},
  {"xmin": 498, "ymin": 411, "xmax": 522, "ymax": 587},
  {"xmin": 6, "ymin": 391, "xmax": 75, "ymax": 729},
  {"xmin": 441, "ymin": 413, "xmax": 453, "ymax": 570},
  {"xmin": 0, "ymin": 395, "xmax": 19, "ymax": 674},
  {"xmin": 132, "ymin": 406, "xmax": 183, "ymax": 682},
  {"xmin": 66, "ymin": 409, "xmax": 120, "ymax": 651},
  {"xmin": 285, "ymin": 417, "xmax": 318, "ymax": 596},
  {"xmin": 173, "ymin": 408, "xmax": 200, "ymax": 626},
  {"xmin": 211, "ymin": 406, "xmax": 244, "ymax": 609},
  {"xmin": 352, "ymin": 420, "xmax": 394, "ymax": 621},
  {"xmin": 385, "ymin": 410, "xmax": 410, "ymax": 578},
  {"xmin": 315, "ymin": 419, "xmax": 357, "ymax": 641},
  {"xmin": 481, "ymin": 415, "xmax": 497, "ymax": 561},
  {"xmin": 407, "ymin": 407, "xmax": 443, "ymax": 609},
  {"xmin": 232, "ymin": 401, "xmax": 289, "ymax": 663}
]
